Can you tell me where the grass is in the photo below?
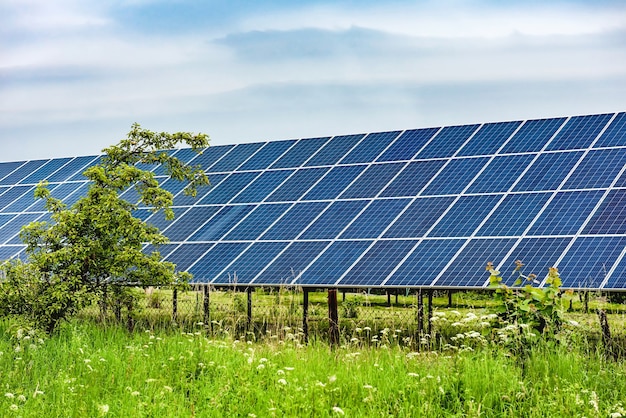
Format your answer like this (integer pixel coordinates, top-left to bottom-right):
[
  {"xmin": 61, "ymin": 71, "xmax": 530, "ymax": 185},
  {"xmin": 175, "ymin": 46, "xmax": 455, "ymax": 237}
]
[{"xmin": 1, "ymin": 316, "xmax": 626, "ymax": 417}]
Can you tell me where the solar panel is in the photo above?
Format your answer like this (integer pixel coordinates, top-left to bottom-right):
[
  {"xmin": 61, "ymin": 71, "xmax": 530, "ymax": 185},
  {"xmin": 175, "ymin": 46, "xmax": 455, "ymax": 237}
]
[{"xmin": 3, "ymin": 112, "xmax": 626, "ymax": 290}]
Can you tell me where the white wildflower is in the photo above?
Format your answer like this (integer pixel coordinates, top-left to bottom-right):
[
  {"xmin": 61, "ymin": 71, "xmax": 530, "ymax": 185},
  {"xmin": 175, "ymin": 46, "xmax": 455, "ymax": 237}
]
[
  {"xmin": 332, "ymin": 406, "xmax": 345, "ymax": 415},
  {"xmin": 98, "ymin": 404, "xmax": 110, "ymax": 415},
  {"xmin": 277, "ymin": 379, "xmax": 287, "ymax": 385}
]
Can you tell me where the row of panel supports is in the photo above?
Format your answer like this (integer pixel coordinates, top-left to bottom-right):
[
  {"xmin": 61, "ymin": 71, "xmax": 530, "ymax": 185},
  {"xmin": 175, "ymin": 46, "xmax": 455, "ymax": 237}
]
[{"xmin": 171, "ymin": 287, "xmax": 447, "ymax": 347}]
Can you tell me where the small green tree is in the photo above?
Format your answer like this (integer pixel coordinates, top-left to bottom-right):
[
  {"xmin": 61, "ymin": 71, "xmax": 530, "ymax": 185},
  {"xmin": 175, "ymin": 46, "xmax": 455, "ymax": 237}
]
[{"xmin": 0, "ymin": 123, "xmax": 210, "ymax": 332}]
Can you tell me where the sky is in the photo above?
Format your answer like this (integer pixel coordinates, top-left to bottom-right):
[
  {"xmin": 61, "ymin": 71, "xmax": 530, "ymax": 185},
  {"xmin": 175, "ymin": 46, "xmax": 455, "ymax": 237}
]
[{"xmin": 1, "ymin": 0, "xmax": 626, "ymax": 162}]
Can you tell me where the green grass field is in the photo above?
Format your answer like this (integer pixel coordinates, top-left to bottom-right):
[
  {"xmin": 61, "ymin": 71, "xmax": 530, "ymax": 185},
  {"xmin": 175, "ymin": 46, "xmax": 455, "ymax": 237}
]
[{"xmin": 3, "ymin": 292, "xmax": 626, "ymax": 417}]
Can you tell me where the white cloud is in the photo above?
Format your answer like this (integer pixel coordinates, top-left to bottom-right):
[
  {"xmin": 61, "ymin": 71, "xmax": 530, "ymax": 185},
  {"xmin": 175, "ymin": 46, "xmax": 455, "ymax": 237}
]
[
  {"xmin": 238, "ymin": 2, "xmax": 626, "ymax": 39},
  {"xmin": 0, "ymin": 0, "xmax": 110, "ymax": 32}
]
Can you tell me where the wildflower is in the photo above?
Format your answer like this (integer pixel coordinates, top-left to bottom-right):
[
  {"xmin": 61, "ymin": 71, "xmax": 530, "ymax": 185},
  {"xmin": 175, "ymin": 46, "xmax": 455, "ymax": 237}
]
[
  {"xmin": 363, "ymin": 327, "xmax": 371, "ymax": 332},
  {"xmin": 131, "ymin": 391, "xmax": 140, "ymax": 397},
  {"xmin": 328, "ymin": 375, "xmax": 337, "ymax": 383},
  {"xmin": 9, "ymin": 404, "xmax": 18, "ymax": 411},
  {"xmin": 332, "ymin": 406, "xmax": 345, "ymax": 415},
  {"xmin": 363, "ymin": 385, "xmax": 374, "ymax": 390},
  {"xmin": 277, "ymin": 379, "xmax": 287, "ymax": 385},
  {"xmin": 17, "ymin": 395, "xmax": 26, "ymax": 402},
  {"xmin": 256, "ymin": 364, "xmax": 265, "ymax": 370},
  {"xmin": 610, "ymin": 413, "xmax": 623, "ymax": 418},
  {"xmin": 98, "ymin": 404, "xmax": 110, "ymax": 415}
]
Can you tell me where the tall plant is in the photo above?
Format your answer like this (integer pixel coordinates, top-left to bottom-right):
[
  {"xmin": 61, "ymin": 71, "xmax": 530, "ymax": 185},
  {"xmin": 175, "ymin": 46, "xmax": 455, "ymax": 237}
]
[{"xmin": 487, "ymin": 261, "xmax": 566, "ymax": 335}]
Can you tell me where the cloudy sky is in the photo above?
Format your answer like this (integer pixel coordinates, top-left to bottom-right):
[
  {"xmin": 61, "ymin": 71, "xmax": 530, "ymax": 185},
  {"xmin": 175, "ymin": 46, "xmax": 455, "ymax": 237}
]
[{"xmin": 2, "ymin": 0, "xmax": 626, "ymax": 162}]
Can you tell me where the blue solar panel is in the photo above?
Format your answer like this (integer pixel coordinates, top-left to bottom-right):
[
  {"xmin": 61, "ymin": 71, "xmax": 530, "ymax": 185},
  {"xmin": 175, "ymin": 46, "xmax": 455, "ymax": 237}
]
[
  {"xmin": 339, "ymin": 240, "xmax": 416, "ymax": 286},
  {"xmin": 145, "ymin": 207, "xmax": 187, "ymax": 232},
  {"xmin": 557, "ymin": 237, "xmax": 626, "ymax": 289},
  {"xmin": 230, "ymin": 170, "xmax": 293, "ymax": 203},
  {"xmin": 0, "ymin": 160, "xmax": 49, "ymax": 186},
  {"xmin": 67, "ymin": 156, "xmax": 105, "ymax": 181},
  {"xmin": 46, "ymin": 156, "xmax": 99, "ymax": 183},
  {"xmin": 165, "ymin": 243, "xmax": 214, "ymax": 271},
  {"xmin": 0, "ymin": 162, "xmax": 25, "ymax": 183},
  {"xmin": 19, "ymin": 158, "xmax": 72, "ymax": 184},
  {"xmin": 435, "ymin": 238, "xmax": 518, "ymax": 287},
  {"xmin": 546, "ymin": 114, "xmax": 612, "ymax": 151},
  {"xmin": 299, "ymin": 200, "xmax": 369, "ymax": 239},
  {"xmin": 499, "ymin": 117, "xmax": 566, "ymax": 154},
  {"xmin": 528, "ymin": 190, "xmax": 604, "ymax": 236},
  {"xmin": 429, "ymin": 195, "xmax": 502, "ymax": 237},
  {"xmin": 172, "ymin": 173, "xmax": 229, "ymax": 206},
  {"xmin": 188, "ymin": 242, "xmax": 251, "ymax": 283},
  {"xmin": 467, "ymin": 154, "xmax": 536, "ymax": 193},
  {"xmin": 4, "ymin": 112, "xmax": 626, "ymax": 290},
  {"xmin": 215, "ymin": 241, "xmax": 288, "ymax": 284},
  {"xmin": 513, "ymin": 151, "xmax": 583, "ymax": 192},
  {"xmin": 603, "ymin": 251, "xmax": 626, "ymax": 290},
  {"xmin": 190, "ymin": 145, "xmax": 235, "ymax": 172},
  {"xmin": 164, "ymin": 206, "xmax": 221, "ymax": 241},
  {"xmin": 60, "ymin": 182, "xmax": 90, "ymax": 207},
  {"xmin": 383, "ymin": 197, "xmax": 455, "ymax": 238},
  {"xmin": 563, "ymin": 148, "xmax": 626, "ymax": 190},
  {"xmin": 198, "ymin": 171, "xmax": 260, "ymax": 205},
  {"xmin": 376, "ymin": 128, "xmax": 439, "ymax": 162},
  {"xmin": 457, "ymin": 121, "xmax": 522, "ymax": 156},
  {"xmin": 340, "ymin": 199, "xmax": 410, "ymax": 239},
  {"xmin": 238, "ymin": 140, "xmax": 296, "ymax": 171},
  {"xmin": 302, "ymin": 165, "xmax": 366, "ymax": 201},
  {"xmin": 0, "ymin": 213, "xmax": 41, "ymax": 244},
  {"xmin": 476, "ymin": 193, "xmax": 551, "ymax": 237},
  {"xmin": 422, "ymin": 157, "xmax": 489, "ymax": 196},
  {"xmin": 385, "ymin": 239, "xmax": 466, "ymax": 287},
  {"xmin": 265, "ymin": 168, "xmax": 328, "ymax": 202},
  {"xmin": 500, "ymin": 237, "xmax": 572, "ymax": 286},
  {"xmin": 189, "ymin": 205, "xmax": 255, "ymax": 241},
  {"xmin": 0, "ymin": 245, "xmax": 23, "ymax": 260},
  {"xmin": 339, "ymin": 131, "xmax": 401, "ymax": 164},
  {"xmin": 380, "ymin": 160, "xmax": 446, "ymax": 197},
  {"xmin": 416, "ymin": 124, "xmax": 479, "ymax": 159},
  {"xmin": 223, "ymin": 203, "xmax": 291, "ymax": 241},
  {"xmin": 255, "ymin": 241, "xmax": 329, "ymax": 284},
  {"xmin": 26, "ymin": 182, "xmax": 83, "ymax": 212},
  {"xmin": 166, "ymin": 148, "xmax": 197, "ymax": 164},
  {"xmin": 0, "ymin": 186, "xmax": 34, "ymax": 212},
  {"xmin": 583, "ymin": 189, "xmax": 626, "ymax": 234},
  {"xmin": 209, "ymin": 142, "xmax": 265, "ymax": 172},
  {"xmin": 297, "ymin": 240, "xmax": 372, "ymax": 285},
  {"xmin": 339, "ymin": 163, "xmax": 404, "ymax": 199},
  {"xmin": 261, "ymin": 202, "xmax": 329, "ymax": 240},
  {"xmin": 595, "ymin": 112, "xmax": 626, "ymax": 147},
  {"xmin": 305, "ymin": 134, "xmax": 365, "ymax": 167},
  {"xmin": 270, "ymin": 137, "xmax": 330, "ymax": 169}
]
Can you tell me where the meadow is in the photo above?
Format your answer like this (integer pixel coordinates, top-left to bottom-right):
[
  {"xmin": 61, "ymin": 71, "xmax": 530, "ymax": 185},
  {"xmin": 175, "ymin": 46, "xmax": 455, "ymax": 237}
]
[{"xmin": 2, "ymin": 291, "xmax": 626, "ymax": 417}]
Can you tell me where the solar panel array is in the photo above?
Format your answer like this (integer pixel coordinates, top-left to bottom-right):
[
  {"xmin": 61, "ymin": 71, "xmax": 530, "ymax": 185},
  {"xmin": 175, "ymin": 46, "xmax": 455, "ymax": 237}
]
[{"xmin": 2, "ymin": 112, "xmax": 626, "ymax": 290}]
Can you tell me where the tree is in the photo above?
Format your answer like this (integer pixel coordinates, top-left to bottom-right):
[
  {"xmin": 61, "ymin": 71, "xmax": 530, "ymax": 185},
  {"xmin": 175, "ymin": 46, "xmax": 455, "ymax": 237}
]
[{"xmin": 0, "ymin": 123, "xmax": 210, "ymax": 332}]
